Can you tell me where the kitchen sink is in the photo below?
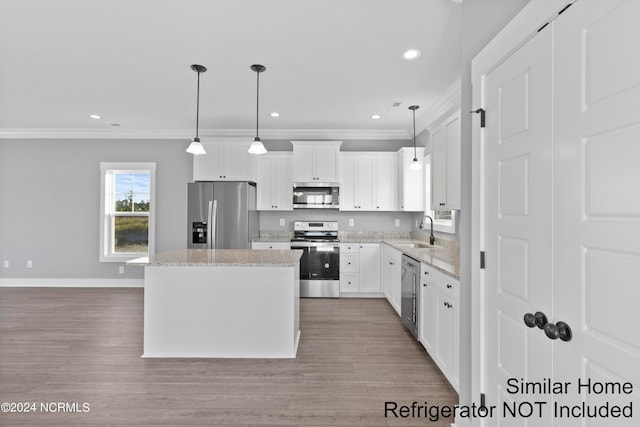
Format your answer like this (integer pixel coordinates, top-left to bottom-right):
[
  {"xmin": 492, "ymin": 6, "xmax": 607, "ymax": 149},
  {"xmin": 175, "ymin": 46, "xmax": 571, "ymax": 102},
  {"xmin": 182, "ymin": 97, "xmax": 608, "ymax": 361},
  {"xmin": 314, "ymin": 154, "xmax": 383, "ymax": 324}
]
[{"xmin": 395, "ymin": 242, "xmax": 433, "ymax": 249}]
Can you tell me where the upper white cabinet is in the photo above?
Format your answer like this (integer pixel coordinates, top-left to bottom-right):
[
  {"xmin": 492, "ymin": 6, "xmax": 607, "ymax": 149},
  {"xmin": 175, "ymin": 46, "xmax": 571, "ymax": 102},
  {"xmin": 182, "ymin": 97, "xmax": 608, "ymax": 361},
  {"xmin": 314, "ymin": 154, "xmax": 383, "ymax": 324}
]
[
  {"xmin": 291, "ymin": 141, "xmax": 342, "ymax": 182},
  {"xmin": 397, "ymin": 147, "xmax": 425, "ymax": 211},
  {"xmin": 430, "ymin": 110, "xmax": 461, "ymax": 210},
  {"xmin": 256, "ymin": 153, "xmax": 293, "ymax": 211},
  {"xmin": 193, "ymin": 141, "xmax": 256, "ymax": 182},
  {"xmin": 340, "ymin": 153, "xmax": 396, "ymax": 211}
]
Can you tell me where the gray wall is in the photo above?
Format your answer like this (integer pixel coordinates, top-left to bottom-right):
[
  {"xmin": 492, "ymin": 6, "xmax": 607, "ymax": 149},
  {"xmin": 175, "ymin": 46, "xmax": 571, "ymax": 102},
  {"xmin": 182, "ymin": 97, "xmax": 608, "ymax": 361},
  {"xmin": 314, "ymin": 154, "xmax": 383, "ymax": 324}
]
[
  {"xmin": 260, "ymin": 210, "xmax": 416, "ymax": 233},
  {"xmin": 459, "ymin": 0, "xmax": 531, "ymax": 410},
  {"xmin": 0, "ymin": 139, "xmax": 192, "ymax": 279},
  {"xmin": 0, "ymin": 137, "xmax": 422, "ymax": 280}
]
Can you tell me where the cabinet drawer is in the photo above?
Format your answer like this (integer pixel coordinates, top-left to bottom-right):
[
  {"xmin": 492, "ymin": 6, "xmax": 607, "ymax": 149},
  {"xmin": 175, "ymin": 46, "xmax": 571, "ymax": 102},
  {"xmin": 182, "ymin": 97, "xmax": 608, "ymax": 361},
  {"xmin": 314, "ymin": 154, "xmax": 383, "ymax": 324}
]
[
  {"xmin": 251, "ymin": 242, "xmax": 291, "ymax": 250},
  {"xmin": 340, "ymin": 253, "xmax": 359, "ymax": 272},
  {"xmin": 340, "ymin": 273, "xmax": 359, "ymax": 293},
  {"xmin": 340, "ymin": 243, "xmax": 360, "ymax": 253},
  {"xmin": 433, "ymin": 269, "xmax": 459, "ymax": 298}
]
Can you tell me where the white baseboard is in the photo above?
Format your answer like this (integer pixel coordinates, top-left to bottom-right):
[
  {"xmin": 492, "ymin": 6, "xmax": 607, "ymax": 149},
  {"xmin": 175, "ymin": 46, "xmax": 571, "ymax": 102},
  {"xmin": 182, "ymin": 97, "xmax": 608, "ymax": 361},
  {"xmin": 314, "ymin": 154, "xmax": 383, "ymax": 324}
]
[{"xmin": 0, "ymin": 278, "xmax": 144, "ymax": 288}]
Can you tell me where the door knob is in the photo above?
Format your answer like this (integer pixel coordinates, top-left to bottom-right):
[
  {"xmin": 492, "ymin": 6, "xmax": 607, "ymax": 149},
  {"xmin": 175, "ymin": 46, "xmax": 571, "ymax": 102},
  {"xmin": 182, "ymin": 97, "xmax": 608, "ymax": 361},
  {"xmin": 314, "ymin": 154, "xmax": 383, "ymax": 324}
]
[
  {"xmin": 544, "ymin": 321, "xmax": 572, "ymax": 342},
  {"xmin": 524, "ymin": 312, "xmax": 548, "ymax": 329}
]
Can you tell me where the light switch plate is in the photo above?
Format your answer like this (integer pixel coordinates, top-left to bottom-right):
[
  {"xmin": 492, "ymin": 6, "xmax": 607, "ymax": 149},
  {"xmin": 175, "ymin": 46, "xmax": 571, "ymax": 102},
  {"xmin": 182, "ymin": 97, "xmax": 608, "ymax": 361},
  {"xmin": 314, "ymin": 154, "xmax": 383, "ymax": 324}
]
[
  {"xmin": 3, "ymin": 260, "xmax": 8, "ymax": 268},
  {"xmin": 394, "ymin": 219, "xmax": 400, "ymax": 227},
  {"xmin": 279, "ymin": 218, "xmax": 285, "ymax": 226},
  {"xmin": 348, "ymin": 218, "xmax": 354, "ymax": 227},
  {"xmin": 119, "ymin": 266, "xmax": 125, "ymax": 274},
  {"xmin": 27, "ymin": 260, "xmax": 33, "ymax": 268}
]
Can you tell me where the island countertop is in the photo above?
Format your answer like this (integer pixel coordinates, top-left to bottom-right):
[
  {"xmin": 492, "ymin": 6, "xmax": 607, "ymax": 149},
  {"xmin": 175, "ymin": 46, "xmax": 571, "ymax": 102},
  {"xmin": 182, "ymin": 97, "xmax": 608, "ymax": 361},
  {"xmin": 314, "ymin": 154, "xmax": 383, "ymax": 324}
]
[{"xmin": 127, "ymin": 249, "xmax": 303, "ymax": 267}]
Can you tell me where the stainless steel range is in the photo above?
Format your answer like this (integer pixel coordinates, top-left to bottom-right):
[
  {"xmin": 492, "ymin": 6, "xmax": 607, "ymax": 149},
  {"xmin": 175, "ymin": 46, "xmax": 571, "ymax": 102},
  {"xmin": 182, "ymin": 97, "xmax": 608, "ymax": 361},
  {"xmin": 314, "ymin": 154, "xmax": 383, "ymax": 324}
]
[{"xmin": 290, "ymin": 221, "xmax": 340, "ymax": 298}]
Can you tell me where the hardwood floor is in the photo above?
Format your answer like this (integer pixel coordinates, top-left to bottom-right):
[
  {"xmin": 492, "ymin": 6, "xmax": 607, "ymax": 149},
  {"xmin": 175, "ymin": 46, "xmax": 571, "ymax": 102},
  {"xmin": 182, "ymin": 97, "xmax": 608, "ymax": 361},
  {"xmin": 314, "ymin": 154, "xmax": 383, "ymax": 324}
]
[{"xmin": 0, "ymin": 288, "xmax": 458, "ymax": 426}]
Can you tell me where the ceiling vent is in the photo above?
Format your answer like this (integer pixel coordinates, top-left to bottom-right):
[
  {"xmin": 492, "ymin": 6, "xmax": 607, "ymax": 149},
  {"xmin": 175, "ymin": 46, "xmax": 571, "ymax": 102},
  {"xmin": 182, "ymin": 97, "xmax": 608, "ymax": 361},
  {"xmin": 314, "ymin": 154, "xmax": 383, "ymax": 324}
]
[{"xmin": 387, "ymin": 101, "xmax": 403, "ymax": 110}]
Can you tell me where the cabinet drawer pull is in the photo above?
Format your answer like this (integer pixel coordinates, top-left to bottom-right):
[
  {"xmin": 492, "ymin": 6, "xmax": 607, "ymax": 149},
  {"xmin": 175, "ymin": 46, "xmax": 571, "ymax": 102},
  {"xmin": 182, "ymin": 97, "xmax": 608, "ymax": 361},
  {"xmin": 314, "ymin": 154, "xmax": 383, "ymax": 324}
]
[{"xmin": 447, "ymin": 284, "xmax": 452, "ymax": 289}]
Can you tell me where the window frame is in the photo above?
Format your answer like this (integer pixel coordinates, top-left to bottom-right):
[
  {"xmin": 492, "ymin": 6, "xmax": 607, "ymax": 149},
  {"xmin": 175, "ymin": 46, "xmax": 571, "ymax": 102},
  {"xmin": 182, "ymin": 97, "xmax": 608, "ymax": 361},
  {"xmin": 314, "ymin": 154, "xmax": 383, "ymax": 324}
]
[
  {"xmin": 423, "ymin": 154, "xmax": 457, "ymax": 234},
  {"xmin": 99, "ymin": 162, "xmax": 156, "ymax": 262}
]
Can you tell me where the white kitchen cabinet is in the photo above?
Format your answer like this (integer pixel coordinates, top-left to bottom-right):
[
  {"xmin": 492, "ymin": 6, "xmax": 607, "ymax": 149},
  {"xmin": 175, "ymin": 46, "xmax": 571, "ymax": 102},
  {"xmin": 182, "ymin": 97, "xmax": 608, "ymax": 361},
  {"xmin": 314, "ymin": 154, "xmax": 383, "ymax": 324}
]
[
  {"xmin": 291, "ymin": 141, "xmax": 342, "ymax": 182},
  {"xmin": 397, "ymin": 147, "xmax": 425, "ymax": 211},
  {"xmin": 340, "ymin": 153, "xmax": 396, "ymax": 211},
  {"xmin": 193, "ymin": 141, "xmax": 256, "ymax": 182},
  {"xmin": 382, "ymin": 244, "xmax": 402, "ymax": 315},
  {"xmin": 430, "ymin": 110, "xmax": 461, "ymax": 210},
  {"xmin": 251, "ymin": 242, "xmax": 291, "ymax": 250},
  {"xmin": 339, "ymin": 243, "xmax": 381, "ymax": 294},
  {"xmin": 419, "ymin": 262, "xmax": 459, "ymax": 392},
  {"xmin": 256, "ymin": 153, "xmax": 293, "ymax": 211}
]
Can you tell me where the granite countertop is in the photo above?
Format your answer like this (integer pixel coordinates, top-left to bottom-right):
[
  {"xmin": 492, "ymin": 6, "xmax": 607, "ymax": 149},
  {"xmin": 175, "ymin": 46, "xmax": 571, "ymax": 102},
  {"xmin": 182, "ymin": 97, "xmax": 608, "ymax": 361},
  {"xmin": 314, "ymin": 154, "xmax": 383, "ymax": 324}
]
[
  {"xmin": 127, "ymin": 249, "xmax": 303, "ymax": 267},
  {"xmin": 382, "ymin": 240, "xmax": 459, "ymax": 279}
]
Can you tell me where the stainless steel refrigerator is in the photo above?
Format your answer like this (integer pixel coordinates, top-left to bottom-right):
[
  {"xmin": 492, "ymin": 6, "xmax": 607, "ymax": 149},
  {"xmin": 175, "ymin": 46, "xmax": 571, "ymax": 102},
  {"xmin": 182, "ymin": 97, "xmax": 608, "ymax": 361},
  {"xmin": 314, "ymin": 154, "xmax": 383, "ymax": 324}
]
[{"xmin": 187, "ymin": 182, "xmax": 258, "ymax": 249}]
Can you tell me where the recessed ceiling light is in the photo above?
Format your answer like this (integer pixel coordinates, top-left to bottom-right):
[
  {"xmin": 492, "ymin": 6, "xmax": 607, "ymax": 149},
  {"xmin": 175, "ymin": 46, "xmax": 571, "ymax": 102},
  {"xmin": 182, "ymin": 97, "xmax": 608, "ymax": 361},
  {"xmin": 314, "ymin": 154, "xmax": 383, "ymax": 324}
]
[
  {"xmin": 371, "ymin": 115, "xmax": 381, "ymax": 120},
  {"xmin": 89, "ymin": 114, "xmax": 101, "ymax": 119},
  {"xmin": 270, "ymin": 112, "xmax": 280, "ymax": 117},
  {"xmin": 403, "ymin": 49, "xmax": 421, "ymax": 60}
]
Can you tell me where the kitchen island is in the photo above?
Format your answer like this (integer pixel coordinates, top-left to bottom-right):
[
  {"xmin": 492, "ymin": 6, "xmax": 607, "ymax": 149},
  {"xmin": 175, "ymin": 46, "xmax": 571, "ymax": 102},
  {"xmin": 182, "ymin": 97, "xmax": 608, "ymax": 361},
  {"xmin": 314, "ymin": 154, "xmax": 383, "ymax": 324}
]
[{"xmin": 128, "ymin": 249, "xmax": 302, "ymax": 358}]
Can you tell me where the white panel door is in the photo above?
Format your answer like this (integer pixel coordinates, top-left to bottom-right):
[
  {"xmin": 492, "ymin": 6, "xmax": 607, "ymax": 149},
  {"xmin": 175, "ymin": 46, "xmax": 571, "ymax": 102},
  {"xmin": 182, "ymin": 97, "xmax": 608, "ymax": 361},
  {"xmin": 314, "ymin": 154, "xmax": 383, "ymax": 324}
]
[
  {"xmin": 553, "ymin": 0, "xmax": 640, "ymax": 420},
  {"xmin": 483, "ymin": 1, "xmax": 640, "ymax": 426},
  {"xmin": 485, "ymin": 24, "xmax": 553, "ymax": 426}
]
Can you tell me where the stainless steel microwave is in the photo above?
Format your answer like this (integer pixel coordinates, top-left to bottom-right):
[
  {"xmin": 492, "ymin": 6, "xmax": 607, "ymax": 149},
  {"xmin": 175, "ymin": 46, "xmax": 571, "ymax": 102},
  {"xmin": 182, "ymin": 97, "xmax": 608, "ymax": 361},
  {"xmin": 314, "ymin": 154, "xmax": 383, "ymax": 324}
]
[{"xmin": 293, "ymin": 184, "xmax": 339, "ymax": 209}]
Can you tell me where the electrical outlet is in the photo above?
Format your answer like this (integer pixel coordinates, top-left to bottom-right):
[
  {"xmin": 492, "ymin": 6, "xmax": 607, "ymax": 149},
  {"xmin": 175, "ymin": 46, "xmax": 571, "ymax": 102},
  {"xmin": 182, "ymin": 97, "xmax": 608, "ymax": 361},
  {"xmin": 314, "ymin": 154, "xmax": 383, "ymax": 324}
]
[
  {"xmin": 27, "ymin": 260, "xmax": 33, "ymax": 268},
  {"xmin": 279, "ymin": 218, "xmax": 285, "ymax": 226},
  {"xmin": 394, "ymin": 219, "xmax": 400, "ymax": 227},
  {"xmin": 3, "ymin": 260, "xmax": 8, "ymax": 268},
  {"xmin": 118, "ymin": 266, "xmax": 125, "ymax": 274},
  {"xmin": 348, "ymin": 218, "xmax": 354, "ymax": 227}
]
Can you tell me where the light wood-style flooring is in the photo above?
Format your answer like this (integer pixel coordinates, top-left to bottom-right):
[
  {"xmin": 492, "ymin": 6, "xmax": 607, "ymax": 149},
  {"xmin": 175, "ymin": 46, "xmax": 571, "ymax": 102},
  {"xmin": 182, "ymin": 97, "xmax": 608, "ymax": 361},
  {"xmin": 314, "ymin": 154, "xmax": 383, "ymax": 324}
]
[{"xmin": 0, "ymin": 288, "xmax": 457, "ymax": 426}]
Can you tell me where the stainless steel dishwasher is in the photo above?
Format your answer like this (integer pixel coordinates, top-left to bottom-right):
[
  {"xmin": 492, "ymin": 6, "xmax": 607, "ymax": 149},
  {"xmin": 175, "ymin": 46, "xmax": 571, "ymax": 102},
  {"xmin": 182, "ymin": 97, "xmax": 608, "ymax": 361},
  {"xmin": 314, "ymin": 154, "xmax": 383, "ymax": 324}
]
[{"xmin": 401, "ymin": 254, "xmax": 420, "ymax": 340}]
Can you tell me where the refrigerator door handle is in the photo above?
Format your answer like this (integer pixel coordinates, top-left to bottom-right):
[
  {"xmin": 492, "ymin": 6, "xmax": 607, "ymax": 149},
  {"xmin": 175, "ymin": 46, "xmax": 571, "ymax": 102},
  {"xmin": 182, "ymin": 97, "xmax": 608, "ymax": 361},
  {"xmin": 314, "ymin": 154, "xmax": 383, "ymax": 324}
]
[
  {"xmin": 207, "ymin": 200, "xmax": 214, "ymax": 249},
  {"xmin": 211, "ymin": 200, "xmax": 218, "ymax": 249}
]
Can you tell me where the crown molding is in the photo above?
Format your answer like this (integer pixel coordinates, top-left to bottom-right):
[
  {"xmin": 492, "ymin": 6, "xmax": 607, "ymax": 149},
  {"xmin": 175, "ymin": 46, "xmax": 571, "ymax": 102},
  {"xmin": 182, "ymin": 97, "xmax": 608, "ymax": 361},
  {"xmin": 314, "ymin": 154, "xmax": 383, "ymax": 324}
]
[
  {"xmin": 416, "ymin": 78, "xmax": 462, "ymax": 133},
  {"xmin": 0, "ymin": 128, "xmax": 410, "ymax": 141}
]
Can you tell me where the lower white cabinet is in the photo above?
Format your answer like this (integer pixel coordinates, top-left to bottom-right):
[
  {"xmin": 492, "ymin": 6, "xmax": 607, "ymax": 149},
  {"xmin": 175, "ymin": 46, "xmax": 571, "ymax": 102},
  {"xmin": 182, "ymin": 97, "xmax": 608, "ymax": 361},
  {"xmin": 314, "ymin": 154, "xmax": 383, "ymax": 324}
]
[
  {"xmin": 382, "ymin": 244, "xmax": 402, "ymax": 315},
  {"xmin": 419, "ymin": 262, "xmax": 459, "ymax": 392},
  {"xmin": 339, "ymin": 243, "xmax": 381, "ymax": 294},
  {"xmin": 251, "ymin": 242, "xmax": 291, "ymax": 250}
]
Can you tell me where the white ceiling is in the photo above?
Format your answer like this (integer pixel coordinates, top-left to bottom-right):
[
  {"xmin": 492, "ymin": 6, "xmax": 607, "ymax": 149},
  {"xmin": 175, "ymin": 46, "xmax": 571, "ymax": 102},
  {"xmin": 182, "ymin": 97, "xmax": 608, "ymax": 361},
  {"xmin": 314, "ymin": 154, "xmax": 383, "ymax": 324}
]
[{"xmin": 0, "ymin": 0, "xmax": 461, "ymax": 140}]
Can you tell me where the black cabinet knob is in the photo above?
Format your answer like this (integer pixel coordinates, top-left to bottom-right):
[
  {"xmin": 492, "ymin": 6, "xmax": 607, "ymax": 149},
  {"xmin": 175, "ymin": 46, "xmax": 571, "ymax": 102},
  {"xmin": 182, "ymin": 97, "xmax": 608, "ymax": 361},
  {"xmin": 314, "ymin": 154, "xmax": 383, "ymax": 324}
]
[
  {"xmin": 544, "ymin": 321, "xmax": 572, "ymax": 342},
  {"xmin": 524, "ymin": 311, "xmax": 548, "ymax": 329}
]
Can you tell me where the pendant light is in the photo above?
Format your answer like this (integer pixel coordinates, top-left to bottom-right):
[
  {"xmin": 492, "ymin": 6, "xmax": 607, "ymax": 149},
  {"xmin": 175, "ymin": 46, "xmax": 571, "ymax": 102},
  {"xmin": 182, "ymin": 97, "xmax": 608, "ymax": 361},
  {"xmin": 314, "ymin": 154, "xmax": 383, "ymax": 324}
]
[
  {"xmin": 186, "ymin": 64, "xmax": 207, "ymax": 155},
  {"xmin": 408, "ymin": 105, "xmax": 423, "ymax": 171},
  {"xmin": 248, "ymin": 64, "xmax": 267, "ymax": 155}
]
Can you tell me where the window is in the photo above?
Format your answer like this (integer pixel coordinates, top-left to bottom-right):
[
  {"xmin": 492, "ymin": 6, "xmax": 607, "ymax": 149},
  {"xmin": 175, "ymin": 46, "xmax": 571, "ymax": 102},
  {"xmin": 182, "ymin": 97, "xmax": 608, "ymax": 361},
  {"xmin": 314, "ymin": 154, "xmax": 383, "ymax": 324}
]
[
  {"xmin": 423, "ymin": 154, "xmax": 457, "ymax": 234},
  {"xmin": 100, "ymin": 162, "xmax": 156, "ymax": 262}
]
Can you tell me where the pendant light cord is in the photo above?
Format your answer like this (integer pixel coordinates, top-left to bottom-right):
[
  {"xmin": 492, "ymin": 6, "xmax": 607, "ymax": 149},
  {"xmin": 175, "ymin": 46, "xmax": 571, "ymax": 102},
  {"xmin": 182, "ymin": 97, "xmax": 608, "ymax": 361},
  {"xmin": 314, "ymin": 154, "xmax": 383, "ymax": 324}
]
[
  {"xmin": 412, "ymin": 109, "xmax": 417, "ymax": 160},
  {"xmin": 195, "ymin": 70, "xmax": 201, "ymax": 140},
  {"xmin": 255, "ymin": 71, "xmax": 260, "ymax": 139}
]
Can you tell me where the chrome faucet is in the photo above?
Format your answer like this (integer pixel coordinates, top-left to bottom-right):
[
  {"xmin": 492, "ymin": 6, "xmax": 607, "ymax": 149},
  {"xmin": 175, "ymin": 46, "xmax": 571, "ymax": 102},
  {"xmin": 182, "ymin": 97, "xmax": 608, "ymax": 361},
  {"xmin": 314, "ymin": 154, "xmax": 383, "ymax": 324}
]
[{"xmin": 419, "ymin": 215, "xmax": 436, "ymax": 245}]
